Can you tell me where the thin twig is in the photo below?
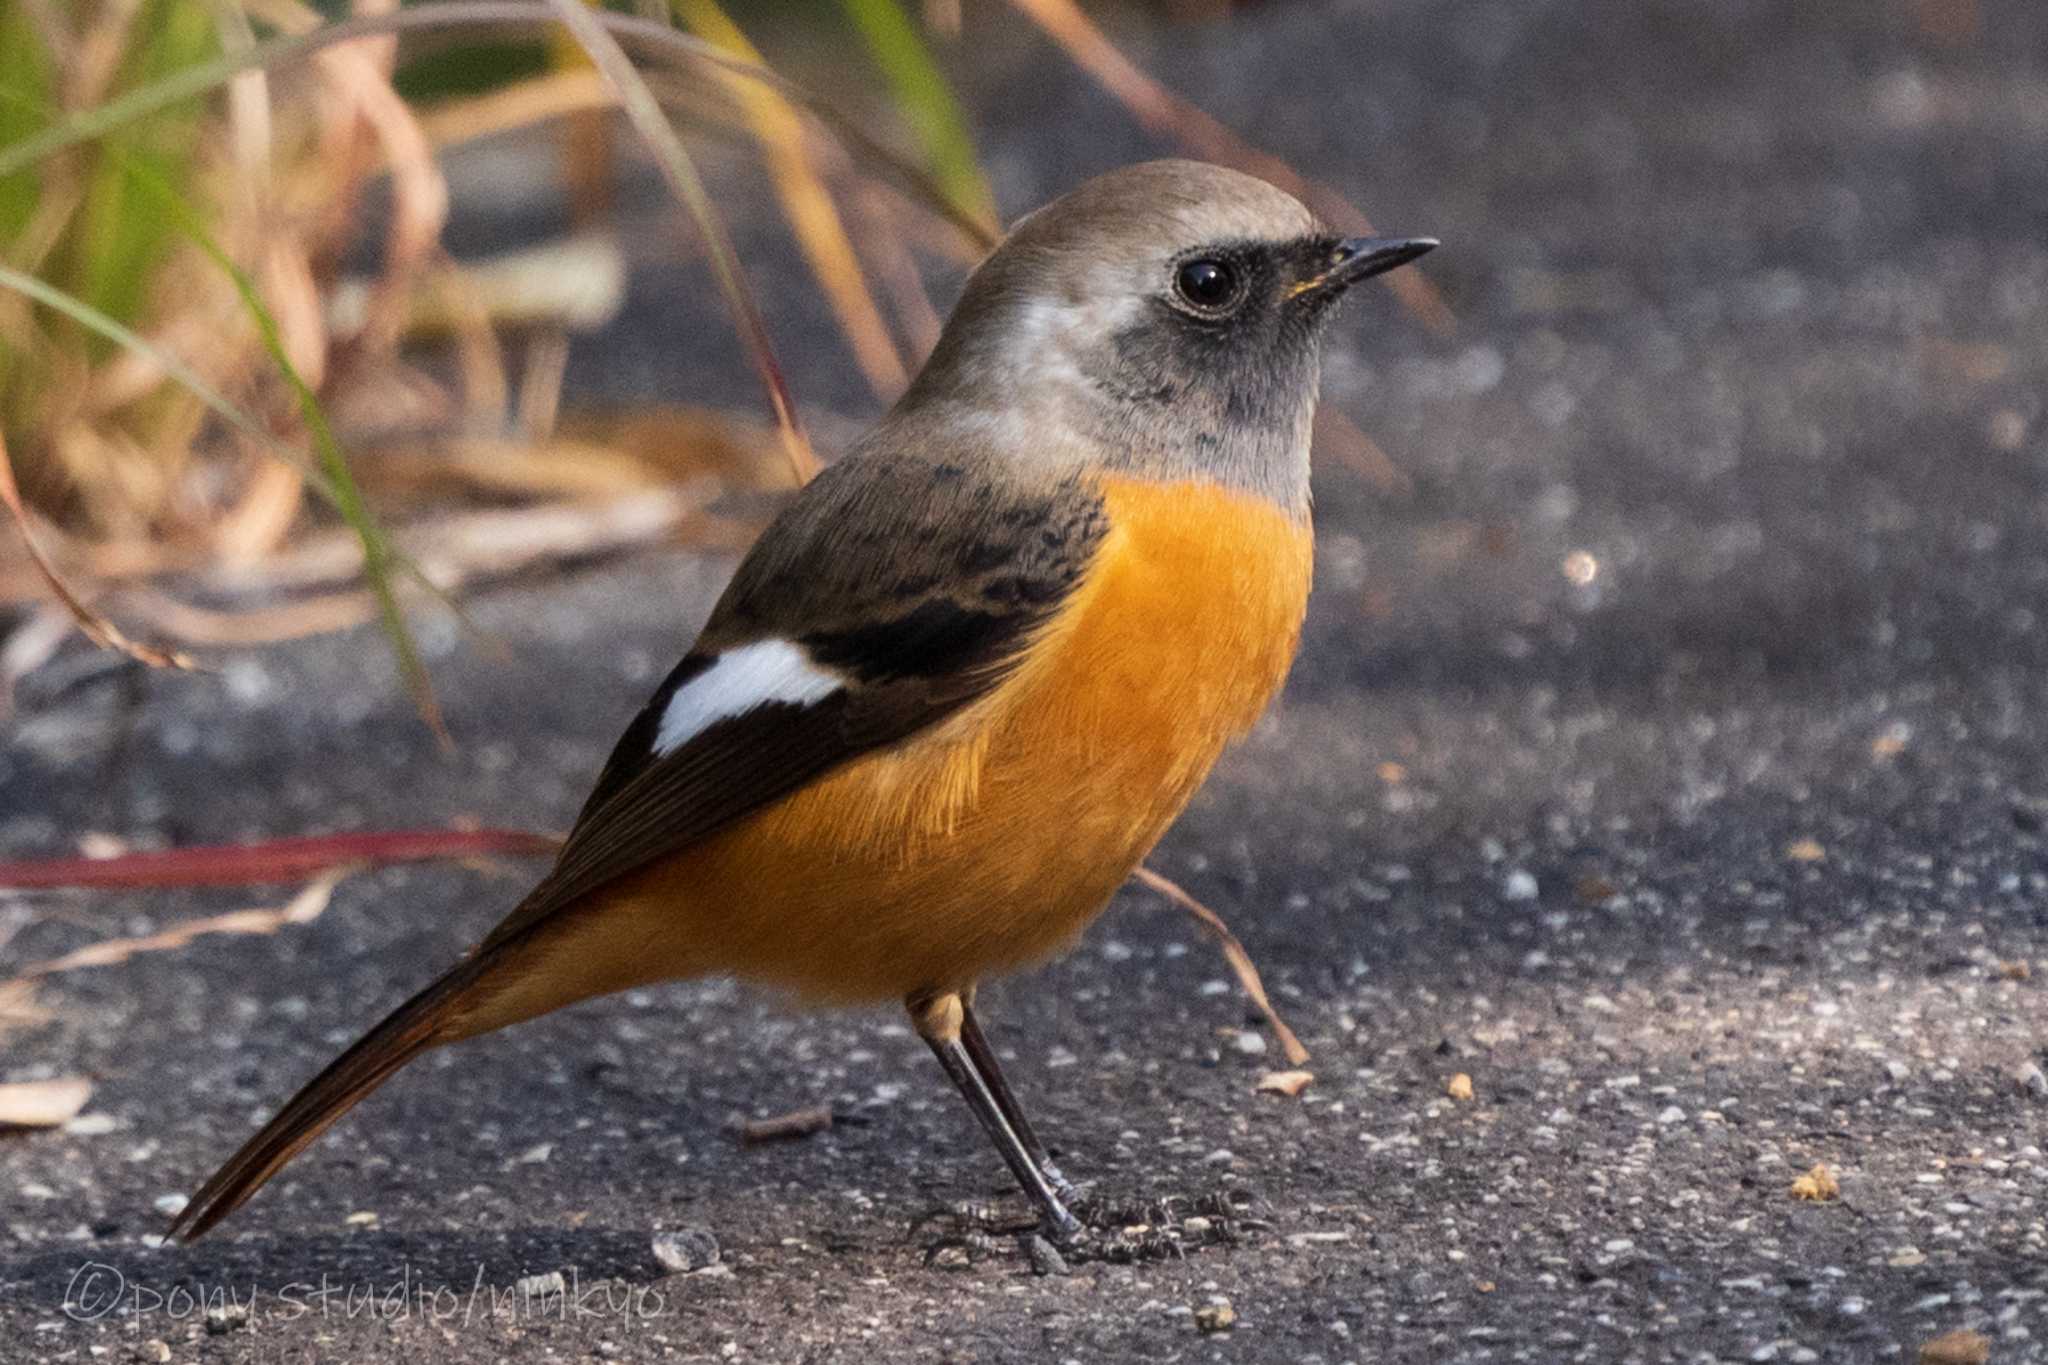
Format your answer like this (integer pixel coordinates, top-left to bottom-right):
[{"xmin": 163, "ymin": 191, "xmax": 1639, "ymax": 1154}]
[
  {"xmin": 0, "ymin": 429, "xmax": 196, "ymax": 671},
  {"xmin": 1132, "ymin": 865, "xmax": 1310, "ymax": 1066}
]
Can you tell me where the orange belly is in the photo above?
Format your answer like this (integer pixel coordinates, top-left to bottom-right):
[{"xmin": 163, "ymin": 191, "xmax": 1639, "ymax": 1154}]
[{"xmin": 470, "ymin": 476, "xmax": 1312, "ymax": 1026}]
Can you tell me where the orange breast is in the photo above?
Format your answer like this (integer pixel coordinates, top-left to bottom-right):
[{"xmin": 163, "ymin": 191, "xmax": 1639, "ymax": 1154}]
[{"xmin": 471, "ymin": 477, "xmax": 1313, "ymax": 1028}]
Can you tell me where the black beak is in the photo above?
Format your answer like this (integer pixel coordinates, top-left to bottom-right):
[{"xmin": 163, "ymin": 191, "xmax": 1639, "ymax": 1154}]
[{"xmin": 1295, "ymin": 236, "xmax": 1439, "ymax": 299}]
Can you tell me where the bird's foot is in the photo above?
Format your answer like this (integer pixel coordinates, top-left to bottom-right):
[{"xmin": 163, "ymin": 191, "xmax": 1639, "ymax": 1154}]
[
  {"xmin": 911, "ymin": 1185, "xmax": 1263, "ymax": 1267},
  {"xmin": 1058, "ymin": 1185, "xmax": 1266, "ymax": 1264},
  {"xmin": 910, "ymin": 1197, "xmax": 1039, "ymax": 1267}
]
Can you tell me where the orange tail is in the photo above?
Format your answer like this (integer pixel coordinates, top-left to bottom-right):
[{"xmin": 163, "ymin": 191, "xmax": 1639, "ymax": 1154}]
[{"xmin": 168, "ymin": 954, "xmax": 493, "ymax": 1241}]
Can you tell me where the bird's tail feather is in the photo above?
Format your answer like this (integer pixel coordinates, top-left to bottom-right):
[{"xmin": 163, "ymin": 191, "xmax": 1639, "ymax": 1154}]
[{"xmin": 168, "ymin": 954, "xmax": 491, "ymax": 1241}]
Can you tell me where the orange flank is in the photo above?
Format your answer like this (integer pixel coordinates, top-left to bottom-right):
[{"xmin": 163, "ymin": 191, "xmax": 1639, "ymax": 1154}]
[{"xmin": 458, "ymin": 477, "xmax": 1314, "ymax": 1033}]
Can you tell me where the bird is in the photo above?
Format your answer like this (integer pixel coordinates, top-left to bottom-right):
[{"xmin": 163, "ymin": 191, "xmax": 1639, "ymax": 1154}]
[{"xmin": 169, "ymin": 159, "xmax": 1436, "ymax": 1245}]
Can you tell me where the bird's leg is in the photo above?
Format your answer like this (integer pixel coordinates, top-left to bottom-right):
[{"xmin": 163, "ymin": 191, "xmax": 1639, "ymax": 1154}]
[
  {"xmin": 908, "ymin": 989, "xmax": 1081, "ymax": 1244},
  {"xmin": 956, "ymin": 993, "xmax": 1077, "ymax": 1202}
]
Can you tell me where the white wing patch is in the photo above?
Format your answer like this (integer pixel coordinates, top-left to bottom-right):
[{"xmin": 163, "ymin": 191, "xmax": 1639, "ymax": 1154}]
[{"xmin": 653, "ymin": 639, "xmax": 842, "ymax": 756}]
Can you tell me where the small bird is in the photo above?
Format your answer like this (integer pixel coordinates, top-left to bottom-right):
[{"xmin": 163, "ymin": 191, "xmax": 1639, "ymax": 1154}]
[{"xmin": 170, "ymin": 160, "xmax": 1434, "ymax": 1243}]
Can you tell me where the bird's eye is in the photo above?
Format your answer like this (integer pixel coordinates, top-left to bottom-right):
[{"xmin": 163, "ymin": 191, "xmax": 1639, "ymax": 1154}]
[{"xmin": 1174, "ymin": 257, "xmax": 1240, "ymax": 311}]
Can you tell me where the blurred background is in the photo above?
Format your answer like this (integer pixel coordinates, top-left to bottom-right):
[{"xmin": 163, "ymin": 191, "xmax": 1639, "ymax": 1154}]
[
  {"xmin": 5, "ymin": 2, "xmax": 2048, "ymax": 1359},
  {"xmin": 0, "ymin": 0, "xmax": 2036, "ymax": 731}
]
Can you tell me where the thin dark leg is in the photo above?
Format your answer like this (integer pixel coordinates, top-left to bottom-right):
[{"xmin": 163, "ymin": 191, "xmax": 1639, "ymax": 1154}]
[
  {"xmin": 958, "ymin": 999, "xmax": 1076, "ymax": 1201},
  {"xmin": 909, "ymin": 992, "xmax": 1080, "ymax": 1242}
]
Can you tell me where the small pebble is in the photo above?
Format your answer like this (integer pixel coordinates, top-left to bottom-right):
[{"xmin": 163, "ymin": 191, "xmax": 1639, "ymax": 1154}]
[
  {"xmin": 1503, "ymin": 871, "xmax": 1539, "ymax": 901},
  {"xmin": 1232, "ymin": 1030, "xmax": 1268, "ymax": 1056},
  {"xmin": 152, "ymin": 1193, "xmax": 187, "ymax": 1217},
  {"xmin": 516, "ymin": 1271, "xmax": 566, "ymax": 1298},
  {"xmin": 1021, "ymin": 1234, "xmax": 1069, "ymax": 1277},
  {"xmin": 652, "ymin": 1227, "xmax": 721, "ymax": 1274}
]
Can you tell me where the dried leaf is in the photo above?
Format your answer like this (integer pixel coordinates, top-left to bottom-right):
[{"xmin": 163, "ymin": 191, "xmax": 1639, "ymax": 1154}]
[
  {"xmin": 1132, "ymin": 865, "xmax": 1309, "ymax": 1066},
  {"xmin": 0, "ymin": 1077, "xmax": 92, "ymax": 1129},
  {"xmin": 1256, "ymin": 1069, "xmax": 1314, "ymax": 1098}
]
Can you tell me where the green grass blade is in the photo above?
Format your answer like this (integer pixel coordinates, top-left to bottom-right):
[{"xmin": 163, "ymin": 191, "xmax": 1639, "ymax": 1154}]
[
  {"xmin": 835, "ymin": 0, "xmax": 994, "ymax": 230},
  {"xmin": 115, "ymin": 156, "xmax": 448, "ymax": 744},
  {"xmin": 0, "ymin": 262, "xmax": 328, "ymax": 490},
  {"xmin": 0, "ymin": 3, "xmax": 53, "ymax": 251}
]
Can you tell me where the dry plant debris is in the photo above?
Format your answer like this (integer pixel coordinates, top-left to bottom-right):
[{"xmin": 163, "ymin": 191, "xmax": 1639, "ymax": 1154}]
[
  {"xmin": 739, "ymin": 1105, "xmax": 836, "ymax": 1144},
  {"xmin": 1446, "ymin": 1072, "xmax": 1475, "ymax": 1102},
  {"xmin": 1918, "ymin": 1330, "xmax": 1992, "ymax": 1365},
  {"xmin": 1132, "ymin": 866, "xmax": 1309, "ymax": 1066},
  {"xmin": 1789, "ymin": 1163, "xmax": 1840, "ymax": 1202},
  {"xmin": 1256, "ymin": 1069, "xmax": 1314, "ymax": 1098},
  {"xmin": 0, "ymin": 1077, "xmax": 93, "ymax": 1129},
  {"xmin": 3, "ymin": 867, "xmax": 350, "ymax": 985}
]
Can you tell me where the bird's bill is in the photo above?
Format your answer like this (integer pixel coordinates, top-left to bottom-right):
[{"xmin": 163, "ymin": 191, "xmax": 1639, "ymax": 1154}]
[{"xmin": 1290, "ymin": 235, "xmax": 1439, "ymax": 299}]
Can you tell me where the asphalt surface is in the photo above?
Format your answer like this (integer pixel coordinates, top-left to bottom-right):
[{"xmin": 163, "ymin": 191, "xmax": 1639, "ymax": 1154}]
[{"xmin": 7, "ymin": 1, "xmax": 2048, "ymax": 1360}]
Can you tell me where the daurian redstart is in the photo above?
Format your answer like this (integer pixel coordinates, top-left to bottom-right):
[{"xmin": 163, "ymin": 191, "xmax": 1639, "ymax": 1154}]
[{"xmin": 171, "ymin": 160, "xmax": 1435, "ymax": 1244}]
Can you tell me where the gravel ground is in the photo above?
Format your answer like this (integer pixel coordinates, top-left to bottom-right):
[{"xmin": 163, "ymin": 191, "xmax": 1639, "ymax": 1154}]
[{"xmin": 7, "ymin": 1, "xmax": 2048, "ymax": 1361}]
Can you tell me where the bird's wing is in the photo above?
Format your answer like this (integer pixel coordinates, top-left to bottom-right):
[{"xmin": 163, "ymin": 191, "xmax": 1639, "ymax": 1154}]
[{"xmin": 476, "ymin": 452, "xmax": 1108, "ymax": 954}]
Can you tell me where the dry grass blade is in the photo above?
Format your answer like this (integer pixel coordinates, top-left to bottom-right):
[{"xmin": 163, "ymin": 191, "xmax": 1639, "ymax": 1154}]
[
  {"xmin": 1132, "ymin": 865, "xmax": 1309, "ymax": 1066},
  {"xmin": 8, "ymin": 867, "xmax": 352, "ymax": 984},
  {"xmin": 0, "ymin": 1077, "xmax": 92, "ymax": 1129},
  {"xmin": 0, "ymin": 429, "xmax": 195, "ymax": 671},
  {"xmin": 0, "ymin": 4, "xmax": 999, "ymax": 254},
  {"xmin": 547, "ymin": 0, "xmax": 817, "ymax": 484},
  {"xmin": 678, "ymin": 0, "xmax": 908, "ymax": 400},
  {"xmin": 1004, "ymin": 0, "xmax": 1453, "ymax": 334},
  {"xmin": 414, "ymin": 67, "xmax": 612, "ymax": 151},
  {"xmin": 0, "ymin": 262, "xmax": 333, "ymax": 495}
]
